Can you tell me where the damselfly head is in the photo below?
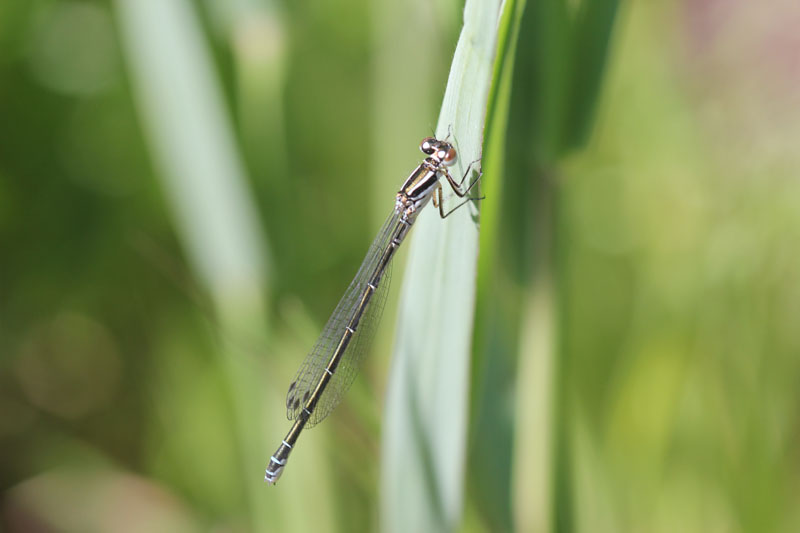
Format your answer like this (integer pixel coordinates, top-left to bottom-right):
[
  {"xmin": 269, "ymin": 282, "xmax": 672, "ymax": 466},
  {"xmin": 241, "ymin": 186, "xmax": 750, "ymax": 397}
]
[
  {"xmin": 441, "ymin": 145, "xmax": 457, "ymax": 167},
  {"xmin": 419, "ymin": 137, "xmax": 458, "ymax": 167},
  {"xmin": 420, "ymin": 137, "xmax": 437, "ymax": 155}
]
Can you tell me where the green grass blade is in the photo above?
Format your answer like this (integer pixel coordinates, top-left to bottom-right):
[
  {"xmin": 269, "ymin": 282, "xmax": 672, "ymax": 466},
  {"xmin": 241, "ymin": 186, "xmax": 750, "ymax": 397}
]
[
  {"xmin": 465, "ymin": 0, "xmax": 524, "ymax": 529},
  {"xmin": 496, "ymin": 0, "xmax": 622, "ymax": 531},
  {"xmin": 113, "ymin": 0, "xmax": 274, "ymax": 530},
  {"xmin": 560, "ymin": 0, "xmax": 621, "ymax": 152},
  {"xmin": 114, "ymin": 0, "xmax": 269, "ymax": 303},
  {"xmin": 379, "ymin": 1, "xmax": 506, "ymax": 531}
]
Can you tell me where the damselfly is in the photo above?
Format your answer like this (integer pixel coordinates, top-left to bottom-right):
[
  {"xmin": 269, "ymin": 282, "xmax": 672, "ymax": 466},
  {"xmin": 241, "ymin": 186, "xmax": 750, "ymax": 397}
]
[{"xmin": 265, "ymin": 136, "xmax": 480, "ymax": 484}]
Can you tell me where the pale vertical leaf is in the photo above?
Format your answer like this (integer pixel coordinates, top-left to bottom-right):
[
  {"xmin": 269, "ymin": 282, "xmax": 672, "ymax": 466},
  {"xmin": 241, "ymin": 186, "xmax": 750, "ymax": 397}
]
[
  {"xmin": 380, "ymin": 1, "xmax": 506, "ymax": 531},
  {"xmin": 113, "ymin": 1, "xmax": 273, "ymax": 530},
  {"xmin": 113, "ymin": 0, "xmax": 269, "ymax": 310}
]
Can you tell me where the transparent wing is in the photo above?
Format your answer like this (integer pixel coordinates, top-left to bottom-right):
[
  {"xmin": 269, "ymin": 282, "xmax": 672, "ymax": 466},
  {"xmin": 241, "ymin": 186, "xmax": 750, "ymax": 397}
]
[{"xmin": 286, "ymin": 210, "xmax": 399, "ymax": 427}]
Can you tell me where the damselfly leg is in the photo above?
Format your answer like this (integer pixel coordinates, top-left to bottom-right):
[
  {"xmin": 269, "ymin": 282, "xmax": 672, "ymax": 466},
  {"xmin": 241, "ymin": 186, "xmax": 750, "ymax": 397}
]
[{"xmin": 434, "ymin": 157, "xmax": 484, "ymax": 218}]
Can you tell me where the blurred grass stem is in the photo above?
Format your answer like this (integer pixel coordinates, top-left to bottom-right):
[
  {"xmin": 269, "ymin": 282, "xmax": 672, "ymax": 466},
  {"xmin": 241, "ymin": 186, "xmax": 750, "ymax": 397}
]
[
  {"xmin": 114, "ymin": 0, "xmax": 271, "ymax": 529},
  {"xmin": 380, "ymin": 0, "xmax": 505, "ymax": 531}
]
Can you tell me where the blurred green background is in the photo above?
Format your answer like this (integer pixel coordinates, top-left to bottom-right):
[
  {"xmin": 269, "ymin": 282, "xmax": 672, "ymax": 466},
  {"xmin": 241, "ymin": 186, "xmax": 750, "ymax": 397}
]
[{"xmin": 2, "ymin": 0, "xmax": 800, "ymax": 531}]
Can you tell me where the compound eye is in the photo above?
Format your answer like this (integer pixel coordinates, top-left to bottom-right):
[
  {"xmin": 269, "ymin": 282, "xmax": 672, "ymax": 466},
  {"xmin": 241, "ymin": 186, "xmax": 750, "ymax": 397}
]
[
  {"xmin": 443, "ymin": 147, "xmax": 457, "ymax": 166},
  {"xmin": 420, "ymin": 137, "xmax": 436, "ymax": 155}
]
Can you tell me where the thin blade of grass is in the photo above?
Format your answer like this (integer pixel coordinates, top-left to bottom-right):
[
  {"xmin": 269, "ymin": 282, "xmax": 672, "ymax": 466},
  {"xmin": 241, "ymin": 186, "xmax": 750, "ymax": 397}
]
[
  {"xmin": 499, "ymin": 0, "xmax": 622, "ymax": 531},
  {"xmin": 380, "ymin": 1, "xmax": 506, "ymax": 531},
  {"xmin": 113, "ymin": 1, "xmax": 278, "ymax": 530}
]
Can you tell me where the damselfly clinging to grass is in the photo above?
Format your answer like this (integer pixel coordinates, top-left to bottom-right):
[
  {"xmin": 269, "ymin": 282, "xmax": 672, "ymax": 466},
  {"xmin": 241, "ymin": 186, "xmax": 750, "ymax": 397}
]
[{"xmin": 264, "ymin": 136, "xmax": 480, "ymax": 484}]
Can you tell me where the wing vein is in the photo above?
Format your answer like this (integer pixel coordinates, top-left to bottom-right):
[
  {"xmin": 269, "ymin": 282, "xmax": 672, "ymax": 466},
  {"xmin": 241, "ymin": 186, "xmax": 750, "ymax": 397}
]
[{"xmin": 286, "ymin": 209, "xmax": 400, "ymax": 427}]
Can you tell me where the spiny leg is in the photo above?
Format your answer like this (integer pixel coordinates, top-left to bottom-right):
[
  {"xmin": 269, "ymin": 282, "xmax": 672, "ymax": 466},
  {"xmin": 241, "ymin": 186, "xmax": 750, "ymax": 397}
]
[
  {"xmin": 458, "ymin": 157, "xmax": 482, "ymax": 186},
  {"xmin": 433, "ymin": 183, "xmax": 448, "ymax": 219},
  {"xmin": 439, "ymin": 172, "xmax": 484, "ymax": 219},
  {"xmin": 443, "ymin": 159, "xmax": 482, "ymax": 198},
  {"xmin": 439, "ymin": 193, "xmax": 484, "ymax": 219},
  {"xmin": 433, "ymin": 183, "xmax": 441, "ymax": 208}
]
